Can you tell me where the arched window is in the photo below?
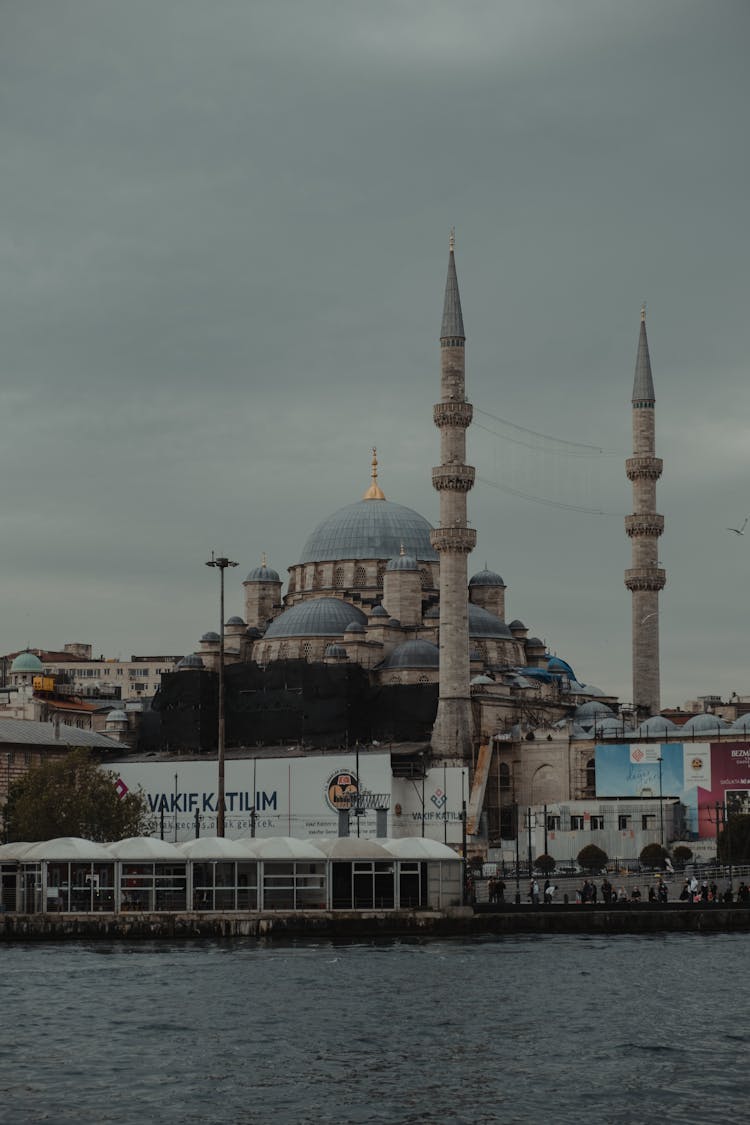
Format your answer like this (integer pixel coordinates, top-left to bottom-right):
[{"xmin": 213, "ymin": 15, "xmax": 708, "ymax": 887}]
[
  {"xmin": 279, "ymin": 642, "xmax": 288, "ymax": 660},
  {"xmin": 355, "ymin": 565, "xmax": 367, "ymax": 587},
  {"xmin": 418, "ymin": 674, "xmax": 430, "ymax": 685},
  {"xmin": 302, "ymin": 642, "xmax": 312, "ymax": 661},
  {"xmin": 377, "ymin": 563, "xmax": 386, "ymax": 588},
  {"xmin": 586, "ymin": 758, "xmax": 596, "ymax": 792},
  {"xmin": 313, "ymin": 567, "xmax": 323, "ymax": 590},
  {"xmin": 334, "ymin": 567, "xmax": 344, "ymax": 588},
  {"xmin": 420, "ymin": 568, "xmax": 430, "ymax": 588}
]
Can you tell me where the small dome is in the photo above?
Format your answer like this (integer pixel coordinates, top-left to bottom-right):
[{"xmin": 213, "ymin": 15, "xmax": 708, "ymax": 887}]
[
  {"xmin": 344, "ymin": 622, "xmax": 365, "ymax": 634},
  {"xmin": 635, "ymin": 716, "xmax": 678, "ymax": 736},
  {"xmin": 200, "ymin": 631, "xmax": 220, "ymax": 643},
  {"xmin": 370, "ymin": 603, "xmax": 389, "ymax": 618},
  {"xmin": 547, "ymin": 655, "xmax": 576, "ymax": 677},
  {"xmin": 468, "ymin": 604, "xmax": 513, "ymax": 639},
  {"xmin": 682, "ymin": 712, "xmax": 729, "ymax": 733},
  {"xmin": 264, "ymin": 597, "xmax": 367, "ymax": 639},
  {"xmin": 525, "ymin": 637, "xmax": 545, "ymax": 649},
  {"xmin": 324, "ymin": 644, "xmax": 348, "ymax": 659},
  {"xmin": 246, "ymin": 626, "xmax": 263, "ymax": 639},
  {"xmin": 386, "ymin": 552, "xmax": 419, "ymax": 572},
  {"xmin": 245, "ymin": 564, "xmax": 281, "ymax": 583},
  {"xmin": 105, "ymin": 710, "xmax": 128, "ymax": 724},
  {"xmin": 471, "ymin": 674, "xmax": 494, "ymax": 685},
  {"xmin": 469, "ymin": 569, "xmax": 505, "ymax": 587},
  {"xmin": 381, "ymin": 639, "xmax": 439, "ymax": 670},
  {"xmin": 574, "ymin": 700, "xmax": 613, "ymax": 719},
  {"xmin": 509, "ymin": 619, "xmax": 526, "ymax": 630},
  {"xmin": 387, "ymin": 617, "xmax": 401, "ymax": 628},
  {"xmin": 226, "ymin": 616, "xmax": 246, "ymax": 626},
  {"xmin": 11, "ymin": 651, "xmax": 43, "ymax": 673},
  {"xmin": 580, "ymin": 683, "xmax": 606, "ymax": 696},
  {"xmin": 177, "ymin": 654, "xmax": 205, "ymax": 670}
]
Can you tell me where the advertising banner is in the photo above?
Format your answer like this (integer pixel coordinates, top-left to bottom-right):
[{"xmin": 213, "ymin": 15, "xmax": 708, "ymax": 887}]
[
  {"xmin": 110, "ymin": 754, "xmax": 467, "ymax": 845},
  {"xmin": 596, "ymin": 741, "xmax": 750, "ymax": 838}
]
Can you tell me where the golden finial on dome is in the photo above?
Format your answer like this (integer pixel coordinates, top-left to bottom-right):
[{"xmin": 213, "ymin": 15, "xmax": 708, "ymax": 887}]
[
  {"xmin": 261, "ymin": 552, "xmax": 267, "ymax": 567},
  {"xmin": 641, "ymin": 302, "xmax": 646, "ymax": 322},
  {"xmin": 362, "ymin": 446, "xmax": 386, "ymax": 500},
  {"xmin": 449, "ymin": 227, "xmax": 455, "ymax": 252}
]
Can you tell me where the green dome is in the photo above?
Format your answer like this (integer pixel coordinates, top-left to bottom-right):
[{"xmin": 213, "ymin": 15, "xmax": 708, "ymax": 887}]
[{"xmin": 11, "ymin": 651, "xmax": 43, "ymax": 673}]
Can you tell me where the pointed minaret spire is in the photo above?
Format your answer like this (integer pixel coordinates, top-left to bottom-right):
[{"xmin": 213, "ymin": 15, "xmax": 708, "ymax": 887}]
[
  {"xmin": 441, "ymin": 228, "xmax": 465, "ymax": 340},
  {"xmin": 625, "ymin": 305, "xmax": 665, "ymax": 718},
  {"xmin": 431, "ymin": 233, "xmax": 476, "ymax": 761},
  {"xmin": 632, "ymin": 303, "xmax": 655, "ymax": 403}
]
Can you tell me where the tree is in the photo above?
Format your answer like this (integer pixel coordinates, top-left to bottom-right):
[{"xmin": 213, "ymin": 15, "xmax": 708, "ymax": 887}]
[
  {"xmin": 639, "ymin": 843, "xmax": 668, "ymax": 869},
  {"xmin": 718, "ymin": 814, "xmax": 750, "ymax": 865},
  {"xmin": 534, "ymin": 853, "xmax": 556, "ymax": 874},
  {"xmin": 671, "ymin": 845, "xmax": 693, "ymax": 866},
  {"xmin": 577, "ymin": 844, "xmax": 608, "ymax": 872},
  {"xmin": 3, "ymin": 748, "xmax": 153, "ymax": 842}
]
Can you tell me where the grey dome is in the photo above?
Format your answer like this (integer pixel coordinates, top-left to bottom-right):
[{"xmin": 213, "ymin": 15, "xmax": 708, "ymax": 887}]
[
  {"xmin": 177, "ymin": 654, "xmax": 205, "ymax": 670},
  {"xmin": 468, "ymin": 604, "xmax": 514, "ymax": 639},
  {"xmin": 344, "ymin": 621, "xmax": 365, "ymax": 634},
  {"xmin": 469, "ymin": 568, "xmax": 505, "ymax": 587},
  {"xmin": 508, "ymin": 619, "xmax": 526, "ymax": 630},
  {"xmin": 246, "ymin": 626, "xmax": 263, "ymax": 639},
  {"xmin": 471, "ymin": 674, "xmax": 494, "ymax": 685},
  {"xmin": 226, "ymin": 616, "xmax": 245, "ymax": 626},
  {"xmin": 324, "ymin": 644, "xmax": 348, "ymax": 659},
  {"xmin": 200, "ymin": 631, "xmax": 220, "ymax": 643},
  {"xmin": 106, "ymin": 710, "xmax": 128, "ymax": 723},
  {"xmin": 264, "ymin": 598, "xmax": 367, "ymax": 638},
  {"xmin": 386, "ymin": 552, "xmax": 419, "ymax": 572},
  {"xmin": 387, "ymin": 617, "xmax": 401, "ymax": 628},
  {"xmin": 574, "ymin": 700, "xmax": 613, "ymax": 719},
  {"xmin": 381, "ymin": 639, "xmax": 439, "ymax": 670},
  {"xmin": 245, "ymin": 564, "xmax": 280, "ymax": 582},
  {"xmin": 370, "ymin": 603, "xmax": 389, "ymax": 618},
  {"xmin": 298, "ymin": 498, "xmax": 437, "ymax": 564},
  {"xmin": 682, "ymin": 712, "xmax": 729, "ymax": 733},
  {"xmin": 526, "ymin": 637, "xmax": 545, "ymax": 649},
  {"xmin": 635, "ymin": 716, "xmax": 678, "ymax": 736}
]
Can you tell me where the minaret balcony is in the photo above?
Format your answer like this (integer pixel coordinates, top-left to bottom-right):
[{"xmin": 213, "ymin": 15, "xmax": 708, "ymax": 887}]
[
  {"xmin": 432, "ymin": 465, "xmax": 476, "ymax": 492},
  {"xmin": 430, "ymin": 526, "xmax": 477, "ymax": 554},
  {"xmin": 624, "ymin": 567, "xmax": 666, "ymax": 591},
  {"xmin": 626, "ymin": 456, "xmax": 663, "ymax": 481},
  {"xmin": 625, "ymin": 513, "xmax": 664, "ymax": 538},
  {"xmin": 433, "ymin": 402, "xmax": 473, "ymax": 428}
]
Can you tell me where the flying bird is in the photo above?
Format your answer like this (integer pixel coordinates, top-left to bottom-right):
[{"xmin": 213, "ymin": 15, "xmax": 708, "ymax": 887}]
[{"xmin": 727, "ymin": 517, "xmax": 749, "ymax": 536}]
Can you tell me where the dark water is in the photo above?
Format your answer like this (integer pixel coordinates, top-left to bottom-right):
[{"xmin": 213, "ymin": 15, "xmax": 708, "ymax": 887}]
[{"xmin": 1, "ymin": 933, "xmax": 748, "ymax": 1125}]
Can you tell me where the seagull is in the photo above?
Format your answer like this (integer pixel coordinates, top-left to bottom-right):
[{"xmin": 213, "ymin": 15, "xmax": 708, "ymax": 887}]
[{"xmin": 727, "ymin": 517, "xmax": 749, "ymax": 536}]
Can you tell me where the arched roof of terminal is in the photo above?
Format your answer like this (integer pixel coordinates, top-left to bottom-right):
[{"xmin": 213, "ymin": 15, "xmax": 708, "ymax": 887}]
[
  {"xmin": 107, "ymin": 837, "xmax": 185, "ymax": 860},
  {"xmin": 179, "ymin": 837, "xmax": 256, "ymax": 860},
  {"xmin": 23, "ymin": 837, "xmax": 113, "ymax": 862},
  {"xmin": 245, "ymin": 836, "xmax": 327, "ymax": 861},
  {"xmin": 314, "ymin": 837, "xmax": 392, "ymax": 859}
]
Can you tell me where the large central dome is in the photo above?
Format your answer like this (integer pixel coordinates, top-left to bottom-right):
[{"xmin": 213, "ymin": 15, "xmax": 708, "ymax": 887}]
[{"xmin": 299, "ymin": 498, "xmax": 438, "ymax": 564}]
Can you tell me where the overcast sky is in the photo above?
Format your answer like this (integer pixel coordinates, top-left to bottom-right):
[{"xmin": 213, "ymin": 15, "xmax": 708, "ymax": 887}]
[{"xmin": 2, "ymin": 1, "xmax": 749, "ymax": 709}]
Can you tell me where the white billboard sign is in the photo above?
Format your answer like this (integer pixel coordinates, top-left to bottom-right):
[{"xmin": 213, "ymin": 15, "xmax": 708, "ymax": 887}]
[{"xmin": 110, "ymin": 754, "xmax": 467, "ymax": 846}]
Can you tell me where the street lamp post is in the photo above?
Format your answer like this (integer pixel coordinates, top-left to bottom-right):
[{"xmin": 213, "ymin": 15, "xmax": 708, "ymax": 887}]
[
  {"xmin": 206, "ymin": 551, "xmax": 238, "ymax": 837},
  {"xmin": 657, "ymin": 755, "xmax": 664, "ymax": 849}
]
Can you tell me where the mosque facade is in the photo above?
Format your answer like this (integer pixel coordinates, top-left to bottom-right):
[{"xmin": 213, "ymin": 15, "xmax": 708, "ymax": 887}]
[{"xmin": 179, "ymin": 241, "xmax": 615, "ymax": 764}]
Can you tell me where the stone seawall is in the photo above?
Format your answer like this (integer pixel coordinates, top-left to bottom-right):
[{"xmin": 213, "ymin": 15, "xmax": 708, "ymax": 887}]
[{"xmin": 3, "ymin": 904, "xmax": 750, "ymax": 942}]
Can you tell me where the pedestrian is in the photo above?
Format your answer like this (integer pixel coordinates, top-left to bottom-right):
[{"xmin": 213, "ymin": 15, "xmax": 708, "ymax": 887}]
[{"xmin": 497, "ymin": 879, "xmax": 506, "ymax": 903}]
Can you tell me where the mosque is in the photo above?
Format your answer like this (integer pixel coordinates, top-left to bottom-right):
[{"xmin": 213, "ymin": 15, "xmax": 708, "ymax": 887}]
[{"xmin": 167, "ymin": 237, "xmax": 631, "ymax": 767}]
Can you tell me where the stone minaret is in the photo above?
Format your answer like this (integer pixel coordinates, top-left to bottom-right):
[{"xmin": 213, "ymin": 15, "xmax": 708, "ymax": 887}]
[
  {"xmin": 625, "ymin": 307, "xmax": 665, "ymax": 718},
  {"xmin": 431, "ymin": 232, "xmax": 476, "ymax": 760}
]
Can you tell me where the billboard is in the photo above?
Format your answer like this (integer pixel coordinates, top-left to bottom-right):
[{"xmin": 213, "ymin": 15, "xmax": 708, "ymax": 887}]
[
  {"xmin": 595, "ymin": 741, "xmax": 750, "ymax": 838},
  {"xmin": 110, "ymin": 753, "xmax": 468, "ymax": 846}
]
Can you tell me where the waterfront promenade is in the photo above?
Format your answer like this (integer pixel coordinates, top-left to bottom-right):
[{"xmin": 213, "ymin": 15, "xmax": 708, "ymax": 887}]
[{"xmin": 3, "ymin": 900, "xmax": 750, "ymax": 941}]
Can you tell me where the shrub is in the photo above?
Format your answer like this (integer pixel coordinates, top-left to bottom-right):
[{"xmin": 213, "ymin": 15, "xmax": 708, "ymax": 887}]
[
  {"xmin": 577, "ymin": 844, "xmax": 608, "ymax": 872},
  {"xmin": 639, "ymin": 843, "xmax": 668, "ymax": 868},
  {"xmin": 534, "ymin": 853, "xmax": 556, "ymax": 874}
]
